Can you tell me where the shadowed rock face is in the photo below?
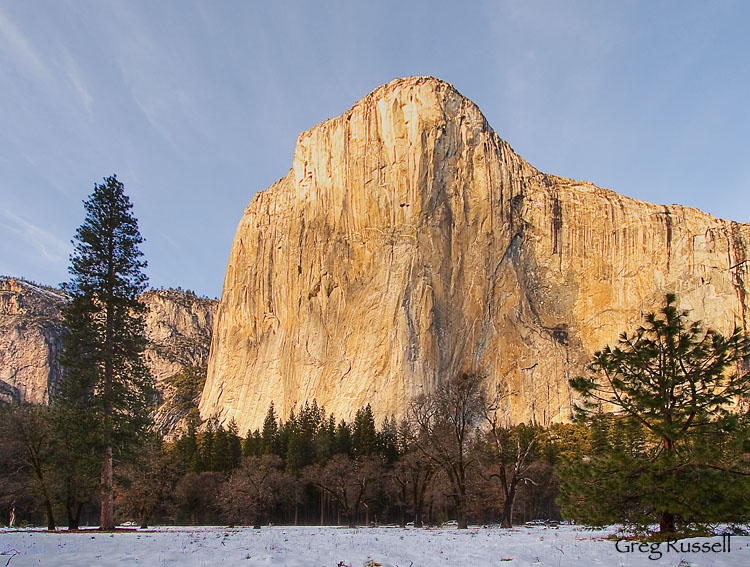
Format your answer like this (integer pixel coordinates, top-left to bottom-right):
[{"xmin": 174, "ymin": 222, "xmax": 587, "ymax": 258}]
[
  {"xmin": 200, "ymin": 76, "xmax": 750, "ymax": 433},
  {"xmin": 141, "ymin": 289, "xmax": 217, "ymax": 436},
  {"xmin": 141, "ymin": 289, "xmax": 216, "ymax": 384}
]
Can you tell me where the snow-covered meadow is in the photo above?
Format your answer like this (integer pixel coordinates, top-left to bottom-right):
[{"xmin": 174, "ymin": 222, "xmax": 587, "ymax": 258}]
[{"xmin": 1, "ymin": 525, "xmax": 748, "ymax": 567}]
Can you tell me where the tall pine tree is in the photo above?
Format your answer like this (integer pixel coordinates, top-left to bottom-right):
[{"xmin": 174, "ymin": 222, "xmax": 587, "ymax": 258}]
[{"xmin": 57, "ymin": 175, "xmax": 154, "ymax": 530}]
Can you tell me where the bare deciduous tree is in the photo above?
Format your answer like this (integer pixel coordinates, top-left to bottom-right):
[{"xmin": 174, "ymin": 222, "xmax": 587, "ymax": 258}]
[
  {"xmin": 0, "ymin": 406, "xmax": 57, "ymax": 530},
  {"xmin": 225, "ymin": 455, "xmax": 286, "ymax": 529},
  {"xmin": 479, "ymin": 385, "xmax": 540, "ymax": 527},
  {"xmin": 409, "ymin": 372, "xmax": 485, "ymax": 529},
  {"xmin": 305, "ymin": 454, "xmax": 382, "ymax": 527},
  {"xmin": 173, "ymin": 471, "xmax": 224, "ymax": 526},
  {"xmin": 118, "ymin": 437, "xmax": 181, "ymax": 529},
  {"xmin": 388, "ymin": 420, "xmax": 435, "ymax": 527}
]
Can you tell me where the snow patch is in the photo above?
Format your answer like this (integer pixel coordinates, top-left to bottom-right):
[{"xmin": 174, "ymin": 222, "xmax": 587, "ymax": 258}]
[{"xmin": 0, "ymin": 525, "xmax": 747, "ymax": 567}]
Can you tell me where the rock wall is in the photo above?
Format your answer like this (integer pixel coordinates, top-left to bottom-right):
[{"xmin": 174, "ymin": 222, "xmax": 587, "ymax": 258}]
[
  {"xmin": 141, "ymin": 288, "xmax": 216, "ymax": 383},
  {"xmin": 200, "ymin": 76, "xmax": 750, "ymax": 433},
  {"xmin": 141, "ymin": 289, "xmax": 217, "ymax": 435},
  {"xmin": 0, "ymin": 278, "xmax": 66, "ymax": 404},
  {"xmin": 0, "ymin": 277, "xmax": 217, "ymax": 435}
]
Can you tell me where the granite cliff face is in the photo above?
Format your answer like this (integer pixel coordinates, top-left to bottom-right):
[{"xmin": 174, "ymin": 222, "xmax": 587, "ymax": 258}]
[
  {"xmin": 0, "ymin": 278, "xmax": 66, "ymax": 404},
  {"xmin": 141, "ymin": 289, "xmax": 217, "ymax": 435},
  {"xmin": 0, "ymin": 277, "xmax": 217, "ymax": 434},
  {"xmin": 141, "ymin": 289, "xmax": 216, "ymax": 383},
  {"xmin": 200, "ymin": 76, "xmax": 750, "ymax": 433}
]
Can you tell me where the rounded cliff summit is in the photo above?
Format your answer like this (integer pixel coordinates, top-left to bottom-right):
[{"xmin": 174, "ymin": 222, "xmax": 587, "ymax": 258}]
[{"xmin": 199, "ymin": 76, "xmax": 750, "ymax": 433}]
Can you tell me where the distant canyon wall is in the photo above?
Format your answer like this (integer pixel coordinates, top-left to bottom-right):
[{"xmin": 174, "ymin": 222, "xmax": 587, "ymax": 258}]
[
  {"xmin": 0, "ymin": 278, "xmax": 66, "ymax": 404},
  {"xmin": 0, "ymin": 276, "xmax": 217, "ymax": 435}
]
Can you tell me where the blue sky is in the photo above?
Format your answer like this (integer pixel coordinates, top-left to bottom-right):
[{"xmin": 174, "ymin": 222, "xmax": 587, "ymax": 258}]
[{"xmin": 1, "ymin": 1, "xmax": 748, "ymax": 299}]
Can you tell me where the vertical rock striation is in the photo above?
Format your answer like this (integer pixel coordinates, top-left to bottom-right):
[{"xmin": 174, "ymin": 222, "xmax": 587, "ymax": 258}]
[{"xmin": 200, "ymin": 76, "xmax": 749, "ymax": 433}]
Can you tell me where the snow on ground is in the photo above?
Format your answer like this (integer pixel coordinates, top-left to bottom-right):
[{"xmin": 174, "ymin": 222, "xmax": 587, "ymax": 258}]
[{"xmin": 1, "ymin": 525, "xmax": 748, "ymax": 567}]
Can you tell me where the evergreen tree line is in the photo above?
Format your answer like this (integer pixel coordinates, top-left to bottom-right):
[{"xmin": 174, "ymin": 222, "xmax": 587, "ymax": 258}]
[
  {"xmin": 0, "ymin": 399, "xmax": 573, "ymax": 529},
  {"xmin": 2, "ymin": 309, "xmax": 749, "ymax": 533}
]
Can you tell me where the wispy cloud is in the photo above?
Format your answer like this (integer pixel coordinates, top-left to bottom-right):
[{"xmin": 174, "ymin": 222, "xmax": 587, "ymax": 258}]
[
  {"xmin": 0, "ymin": 4, "xmax": 96, "ymax": 133},
  {"xmin": 103, "ymin": 2, "xmax": 198, "ymax": 151},
  {"xmin": 0, "ymin": 5, "xmax": 52, "ymax": 84},
  {"xmin": 63, "ymin": 53, "xmax": 94, "ymax": 121},
  {"xmin": 129, "ymin": 89, "xmax": 178, "ymax": 148},
  {"xmin": 0, "ymin": 208, "xmax": 69, "ymax": 265}
]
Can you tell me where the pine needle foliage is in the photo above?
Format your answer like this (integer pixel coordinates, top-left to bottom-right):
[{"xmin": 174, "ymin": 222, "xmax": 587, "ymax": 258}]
[
  {"xmin": 563, "ymin": 294, "xmax": 750, "ymax": 534},
  {"xmin": 56, "ymin": 175, "xmax": 155, "ymax": 529}
]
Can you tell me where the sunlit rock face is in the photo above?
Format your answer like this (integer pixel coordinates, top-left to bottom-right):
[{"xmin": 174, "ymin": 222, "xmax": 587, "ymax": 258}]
[{"xmin": 200, "ymin": 76, "xmax": 750, "ymax": 434}]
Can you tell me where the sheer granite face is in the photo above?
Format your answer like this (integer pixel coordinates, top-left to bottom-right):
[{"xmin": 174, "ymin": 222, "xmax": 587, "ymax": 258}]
[{"xmin": 200, "ymin": 77, "xmax": 750, "ymax": 433}]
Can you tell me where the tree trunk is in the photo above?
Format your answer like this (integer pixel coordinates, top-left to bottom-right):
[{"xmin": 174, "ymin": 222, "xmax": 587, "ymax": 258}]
[
  {"xmin": 44, "ymin": 495, "xmax": 56, "ymax": 531},
  {"xmin": 30, "ymin": 468, "xmax": 55, "ymax": 531},
  {"xmin": 455, "ymin": 494, "xmax": 468, "ymax": 529},
  {"xmin": 343, "ymin": 509, "xmax": 355, "ymax": 528},
  {"xmin": 45, "ymin": 510, "xmax": 56, "ymax": 531},
  {"xmin": 9, "ymin": 502, "xmax": 16, "ymax": 528},
  {"xmin": 501, "ymin": 483, "xmax": 517, "ymax": 528},
  {"xmin": 67, "ymin": 501, "xmax": 82, "ymax": 530},
  {"xmin": 139, "ymin": 504, "xmax": 150, "ymax": 529},
  {"xmin": 414, "ymin": 473, "xmax": 430, "ymax": 528},
  {"xmin": 660, "ymin": 439, "xmax": 676, "ymax": 534},
  {"xmin": 30, "ymin": 460, "xmax": 56, "ymax": 531},
  {"xmin": 456, "ymin": 506, "xmax": 467, "ymax": 529},
  {"xmin": 100, "ymin": 282, "xmax": 115, "ymax": 531},
  {"xmin": 320, "ymin": 492, "xmax": 325, "ymax": 526},
  {"xmin": 660, "ymin": 510, "xmax": 675, "ymax": 534},
  {"xmin": 100, "ymin": 445, "xmax": 114, "ymax": 529},
  {"xmin": 455, "ymin": 481, "xmax": 468, "ymax": 529}
]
